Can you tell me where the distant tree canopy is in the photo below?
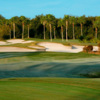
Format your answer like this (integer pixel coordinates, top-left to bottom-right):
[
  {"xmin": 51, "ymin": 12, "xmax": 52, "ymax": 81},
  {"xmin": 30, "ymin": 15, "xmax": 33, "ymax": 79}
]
[{"xmin": 0, "ymin": 14, "xmax": 100, "ymax": 41}]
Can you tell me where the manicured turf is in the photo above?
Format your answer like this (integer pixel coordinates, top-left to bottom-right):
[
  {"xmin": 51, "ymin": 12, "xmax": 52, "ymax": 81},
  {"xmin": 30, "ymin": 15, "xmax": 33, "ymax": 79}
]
[
  {"xmin": 0, "ymin": 78, "xmax": 100, "ymax": 100},
  {"xmin": 25, "ymin": 38, "xmax": 98, "ymax": 46},
  {"xmin": 0, "ymin": 52, "xmax": 99, "ymax": 61},
  {"xmin": 0, "ymin": 52, "xmax": 100, "ymax": 78}
]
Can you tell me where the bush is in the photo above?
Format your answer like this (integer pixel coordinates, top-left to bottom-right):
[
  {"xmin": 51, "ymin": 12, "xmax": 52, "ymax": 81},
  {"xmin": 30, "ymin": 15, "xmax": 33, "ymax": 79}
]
[
  {"xmin": 98, "ymin": 43, "xmax": 100, "ymax": 52},
  {"xmin": 83, "ymin": 45, "xmax": 93, "ymax": 52},
  {"xmin": 80, "ymin": 72, "xmax": 100, "ymax": 78},
  {"xmin": 79, "ymin": 36, "xmax": 85, "ymax": 41},
  {"xmin": 90, "ymin": 38, "xmax": 100, "ymax": 43},
  {"xmin": 86, "ymin": 35, "xmax": 93, "ymax": 41}
]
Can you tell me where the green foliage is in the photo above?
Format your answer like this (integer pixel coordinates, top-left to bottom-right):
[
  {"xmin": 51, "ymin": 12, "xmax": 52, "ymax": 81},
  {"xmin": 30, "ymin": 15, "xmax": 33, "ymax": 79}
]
[
  {"xmin": 79, "ymin": 35, "xmax": 85, "ymax": 41},
  {"xmin": 0, "ymin": 14, "xmax": 100, "ymax": 40},
  {"xmin": 77, "ymin": 15, "xmax": 86, "ymax": 24},
  {"xmin": 81, "ymin": 72, "xmax": 100, "ymax": 78}
]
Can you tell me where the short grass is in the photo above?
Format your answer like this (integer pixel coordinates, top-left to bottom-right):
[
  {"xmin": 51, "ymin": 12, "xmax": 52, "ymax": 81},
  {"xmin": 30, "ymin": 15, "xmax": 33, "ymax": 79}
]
[
  {"xmin": 0, "ymin": 52, "xmax": 100, "ymax": 78},
  {"xmin": 0, "ymin": 78, "xmax": 100, "ymax": 100},
  {"xmin": 0, "ymin": 52, "xmax": 99, "ymax": 62},
  {"xmin": 25, "ymin": 38, "xmax": 98, "ymax": 46}
]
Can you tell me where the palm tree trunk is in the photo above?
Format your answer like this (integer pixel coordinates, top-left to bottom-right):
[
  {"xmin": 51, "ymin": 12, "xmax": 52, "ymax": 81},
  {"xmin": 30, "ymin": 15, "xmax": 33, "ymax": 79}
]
[
  {"xmin": 49, "ymin": 24, "xmax": 52, "ymax": 41},
  {"xmin": 66, "ymin": 21, "xmax": 68, "ymax": 41},
  {"xmin": 9, "ymin": 28, "xmax": 11, "ymax": 39},
  {"xmin": 61, "ymin": 26, "xmax": 63, "ymax": 41},
  {"xmin": 13, "ymin": 23, "xmax": 15, "ymax": 39},
  {"xmin": 28, "ymin": 25, "xmax": 29, "ymax": 38},
  {"xmin": 81, "ymin": 23, "xmax": 83, "ymax": 36},
  {"xmin": 73, "ymin": 23, "xmax": 75, "ymax": 39},
  {"xmin": 44, "ymin": 24, "xmax": 45, "ymax": 40},
  {"xmin": 95, "ymin": 28, "xmax": 97, "ymax": 39},
  {"xmin": 54, "ymin": 27, "xmax": 56, "ymax": 39},
  {"xmin": 22, "ymin": 23, "xmax": 24, "ymax": 39}
]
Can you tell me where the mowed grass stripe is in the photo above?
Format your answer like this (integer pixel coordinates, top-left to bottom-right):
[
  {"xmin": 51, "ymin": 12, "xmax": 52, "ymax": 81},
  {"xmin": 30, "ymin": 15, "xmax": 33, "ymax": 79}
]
[{"xmin": 0, "ymin": 78, "xmax": 100, "ymax": 100}]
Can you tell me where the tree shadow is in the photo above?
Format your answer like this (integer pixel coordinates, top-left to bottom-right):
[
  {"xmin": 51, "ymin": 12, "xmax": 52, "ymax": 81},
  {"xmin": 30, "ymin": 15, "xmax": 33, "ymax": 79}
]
[
  {"xmin": 0, "ymin": 52, "xmax": 43, "ymax": 59},
  {"xmin": 0, "ymin": 62, "xmax": 100, "ymax": 78}
]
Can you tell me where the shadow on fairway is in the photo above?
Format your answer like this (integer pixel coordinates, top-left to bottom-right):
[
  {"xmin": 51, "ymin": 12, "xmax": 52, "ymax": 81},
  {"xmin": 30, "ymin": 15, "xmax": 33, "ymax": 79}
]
[
  {"xmin": 0, "ymin": 52, "xmax": 43, "ymax": 59},
  {"xmin": 0, "ymin": 62, "xmax": 100, "ymax": 78}
]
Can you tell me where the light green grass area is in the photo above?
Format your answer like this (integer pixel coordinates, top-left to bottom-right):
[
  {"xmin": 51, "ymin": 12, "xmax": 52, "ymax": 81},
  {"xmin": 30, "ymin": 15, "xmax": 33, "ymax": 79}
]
[
  {"xmin": 0, "ymin": 78, "xmax": 100, "ymax": 100},
  {"xmin": 25, "ymin": 38, "xmax": 98, "ymax": 46}
]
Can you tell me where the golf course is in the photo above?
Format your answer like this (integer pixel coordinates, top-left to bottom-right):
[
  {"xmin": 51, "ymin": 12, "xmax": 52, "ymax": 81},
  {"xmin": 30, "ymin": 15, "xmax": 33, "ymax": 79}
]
[
  {"xmin": 1, "ymin": 0, "xmax": 100, "ymax": 99},
  {"xmin": 0, "ymin": 38, "xmax": 100, "ymax": 100}
]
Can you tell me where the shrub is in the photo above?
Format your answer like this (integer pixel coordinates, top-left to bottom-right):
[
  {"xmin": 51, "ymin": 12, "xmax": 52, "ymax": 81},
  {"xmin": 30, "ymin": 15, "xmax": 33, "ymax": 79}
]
[
  {"xmin": 80, "ymin": 72, "xmax": 100, "ymax": 78},
  {"xmin": 90, "ymin": 38, "xmax": 100, "ymax": 43},
  {"xmin": 83, "ymin": 45, "xmax": 93, "ymax": 52},
  {"xmin": 79, "ymin": 36, "xmax": 85, "ymax": 41},
  {"xmin": 98, "ymin": 43, "xmax": 100, "ymax": 52},
  {"xmin": 86, "ymin": 35, "xmax": 93, "ymax": 41}
]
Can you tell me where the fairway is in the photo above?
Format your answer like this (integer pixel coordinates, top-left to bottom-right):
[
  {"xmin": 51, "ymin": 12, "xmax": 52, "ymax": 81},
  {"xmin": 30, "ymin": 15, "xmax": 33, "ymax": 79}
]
[
  {"xmin": 0, "ymin": 52, "xmax": 100, "ymax": 78},
  {"xmin": 0, "ymin": 52, "xmax": 100, "ymax": 100},
  {"xmin": 0, "ymin": 78, "xmax": 100, "ymax": 100}
]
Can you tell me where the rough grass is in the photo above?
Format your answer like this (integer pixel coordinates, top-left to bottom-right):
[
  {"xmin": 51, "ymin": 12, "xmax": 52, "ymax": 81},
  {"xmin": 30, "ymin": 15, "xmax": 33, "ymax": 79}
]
[{"xmin": 0, "ymin": 78, "xmax": 100, "ymax": 100}]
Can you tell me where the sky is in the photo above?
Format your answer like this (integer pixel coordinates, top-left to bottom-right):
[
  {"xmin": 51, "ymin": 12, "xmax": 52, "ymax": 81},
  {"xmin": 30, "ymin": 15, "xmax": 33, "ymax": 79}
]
[{"xmin": 0, "ymin": 0, "xmax": 100, "ymax": 19}]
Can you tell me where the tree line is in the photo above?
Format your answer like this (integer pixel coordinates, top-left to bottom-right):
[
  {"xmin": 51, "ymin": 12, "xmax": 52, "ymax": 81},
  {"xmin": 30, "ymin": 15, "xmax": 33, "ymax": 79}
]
[{"xmin": 0, "ymin": 14, "xmax": 100, "ymax": 41}]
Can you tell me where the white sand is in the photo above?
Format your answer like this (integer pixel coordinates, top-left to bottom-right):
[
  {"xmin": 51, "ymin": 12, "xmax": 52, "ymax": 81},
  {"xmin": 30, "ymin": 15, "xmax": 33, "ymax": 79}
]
[
  {"xmin": 7, "ymin": 39, "xmax": 34, "ymax": 44},
  {"xmin": 0, "ymin": 41, "xmax": 9, "ymax": 45},
  {"xmin": 38, "ymin": 42, "xmax": 83, "ymax": 53},
  {"xmin": 0, "ymin": 39, "xmax": 34, "ymax": 45},
  {"xmin": 0, "ymin": 47, "xmax": 37, "ymax": 52},
  {"xmin": 38, "ymin": 42, "xmax": 98, "ymax": 53},
  {"xmin": 93, "ymin": 46, "xmax": 99, "ymax": 51},
  {"xmin": 0, "ymin": 39, "xmax": 99, "ymax": 53}
]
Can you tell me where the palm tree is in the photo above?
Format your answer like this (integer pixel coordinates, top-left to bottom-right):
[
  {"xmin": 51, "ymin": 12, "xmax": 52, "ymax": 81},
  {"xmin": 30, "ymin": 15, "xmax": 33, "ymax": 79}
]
[
  {"xmin": 93, "ymin": 18, "xmax": 100, "ymax": 39},
  {"xmin": 26, "ymin": 18, "xmax": 31, "ymax": 38},
  {"xmin": 20, "ymin": 16, "xmax": 26, "ymax": 39},
  {"xmin": 53, "ymin": 26, "xmax": 56, "ymax": 39},
  {"xmin": 58, "ymin": 18, "xmax": 64, "ymax": 41},
  {"xmin": 41, "ymin": 15, "xmax": 47, "ymax": 40},
  {"xmin": 27, "ymin": 24, "xmax": 30, "ymax": 38},
  {"xmin": 46, "ymin": 14, "xmax": 56, "ymax": 41},
  {"xmin": 78, "ymin": 16, "xmax": 86, "ymax": 36},
  {"xmin": 7, "ymin": 20, "xmax": 12, "ymax": 39},
  {"xmin": 10, "ymin": 17, "xmax": 19, "ymax": 39},
  {"xmin": 69, "ymin": 16, "xmax": 76, "ymax": 39},
  {"xmin": 64, "ymin": 15, "xmax": 70, "ymax": 41}
]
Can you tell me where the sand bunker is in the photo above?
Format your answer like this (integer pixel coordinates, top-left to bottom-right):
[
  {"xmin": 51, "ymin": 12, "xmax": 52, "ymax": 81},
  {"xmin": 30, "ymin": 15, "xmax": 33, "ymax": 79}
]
[
  {"xmin": 38, "ymin": 42, "xmax": 99, "ymax": 53},
  {"xmin": 0, "ymin": 41, "xmax": 9, "ymax": 45},
  {"xmin": 0, "ymin": 39, "xmax": 34, "ymax": 46},
  {"xmin": 38, "ymin": 42, "xmax": 84, "ymax": 53},
  {"xmin": 7, "ymin": 39, "xmax": 34, "ymax": 44},
  {"xmin": 0, "ymin": 47, "xmax": 37, "ymax": 52}
]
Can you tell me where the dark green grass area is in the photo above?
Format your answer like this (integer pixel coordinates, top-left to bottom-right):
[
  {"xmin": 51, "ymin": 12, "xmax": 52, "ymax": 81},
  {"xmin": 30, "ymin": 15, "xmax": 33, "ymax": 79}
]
[
  {"xmin": 0, "ymin": 78, "xmax": 100, "ymax": 100},
  {"xmin": 0, "ymin": 61, "xmax": 100, "ymax": 78},
  {"xmin": 26, "ymin": 52, "xmax": 99, "ymax": 61},
  {"xmin": 0, "ymin": 52, "xmax": 100, "ymax": 78},
  {"xmin": 0, "ymin": 52, "xmax": 99, "ymax": 60}
]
